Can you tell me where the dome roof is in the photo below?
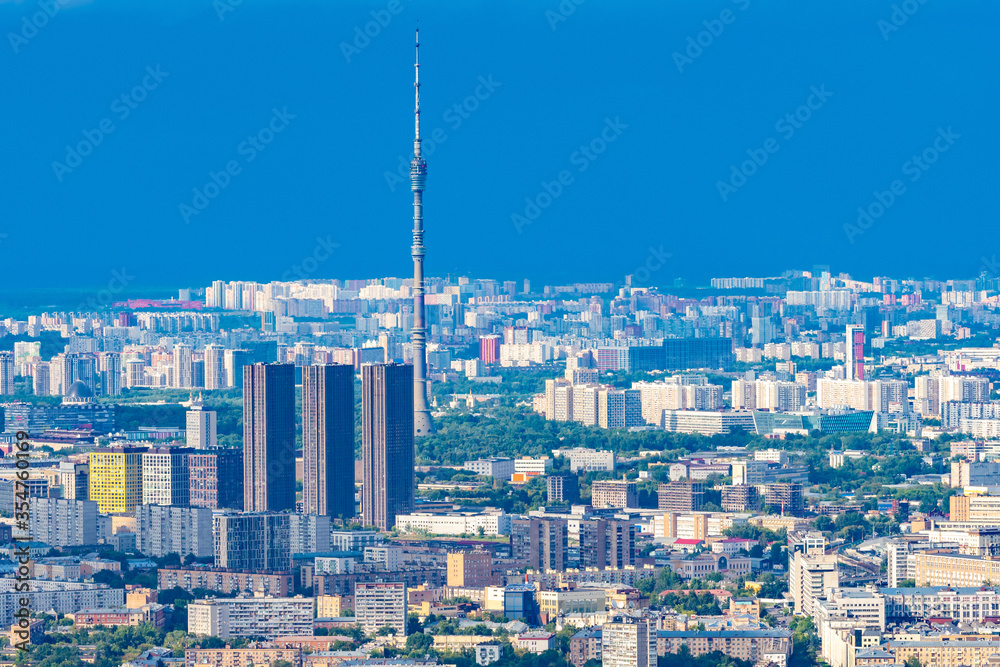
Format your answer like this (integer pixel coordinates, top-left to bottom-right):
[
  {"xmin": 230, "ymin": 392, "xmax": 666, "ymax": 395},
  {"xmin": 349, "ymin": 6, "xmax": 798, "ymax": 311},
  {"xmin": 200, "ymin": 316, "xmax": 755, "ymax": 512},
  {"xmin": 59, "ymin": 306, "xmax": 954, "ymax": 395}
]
[{"xmin": 66, "ymin": 380, "xmax": 94, "ymax": 399}]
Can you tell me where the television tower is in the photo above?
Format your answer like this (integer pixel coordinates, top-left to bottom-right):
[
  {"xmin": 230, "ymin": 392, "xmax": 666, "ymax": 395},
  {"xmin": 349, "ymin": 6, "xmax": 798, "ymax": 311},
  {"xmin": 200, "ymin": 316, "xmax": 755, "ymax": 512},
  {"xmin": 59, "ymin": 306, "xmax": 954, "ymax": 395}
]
[{"xmin": 410, "ymin": 28, "xmax": 434, "ymax": 436}]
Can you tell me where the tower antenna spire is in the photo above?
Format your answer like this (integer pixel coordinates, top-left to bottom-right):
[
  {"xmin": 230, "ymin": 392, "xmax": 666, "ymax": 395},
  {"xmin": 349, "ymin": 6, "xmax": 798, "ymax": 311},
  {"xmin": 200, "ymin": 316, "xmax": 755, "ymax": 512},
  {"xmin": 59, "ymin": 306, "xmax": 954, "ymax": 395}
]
[{"xmin": 410, "ymin": 27, "xmax": 434, "ymax": 436}]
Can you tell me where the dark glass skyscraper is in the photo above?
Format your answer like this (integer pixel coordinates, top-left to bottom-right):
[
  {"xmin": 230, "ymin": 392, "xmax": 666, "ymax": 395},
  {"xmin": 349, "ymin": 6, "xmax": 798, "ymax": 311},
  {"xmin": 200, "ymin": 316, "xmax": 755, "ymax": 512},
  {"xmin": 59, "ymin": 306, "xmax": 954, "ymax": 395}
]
[
  {"xmin": 243, "ymin": 363, "xmax": 295, "ymax": 512},
  {"xmin": 361, "ymin": 363, "xmax": 414, "ymax": 530},
  {"xmin": 302, "ymin": 364, "xmax": 355, "ymax": 519}
]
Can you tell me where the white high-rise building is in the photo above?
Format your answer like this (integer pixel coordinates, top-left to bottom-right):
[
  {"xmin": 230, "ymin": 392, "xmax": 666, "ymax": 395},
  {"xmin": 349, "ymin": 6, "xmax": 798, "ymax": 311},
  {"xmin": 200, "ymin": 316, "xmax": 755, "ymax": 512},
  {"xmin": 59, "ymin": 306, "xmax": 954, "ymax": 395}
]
[
  {"xmin": 355, "ymin": 582, "xmax": 407, "ymax": 635},
  {"xmin": 173, "ymin": 343, "xmax": 194, "ymax": 389},
  {"xmin": 602, "ymin": 616, "xmax": 656, "ymax": 667},
  {"xmin": 186, "ymin": 405, "xmax": 217, "ymax": 449},
  {"xmin": 204, "ymin": 344, "xmax": 226, "ymax": 389}
]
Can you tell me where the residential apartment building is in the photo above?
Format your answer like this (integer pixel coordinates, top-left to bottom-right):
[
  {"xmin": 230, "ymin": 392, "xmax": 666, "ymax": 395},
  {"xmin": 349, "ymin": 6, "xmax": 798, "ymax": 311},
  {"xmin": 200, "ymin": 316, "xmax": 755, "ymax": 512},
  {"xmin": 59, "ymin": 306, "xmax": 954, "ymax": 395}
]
[
  {"xmin": 354, "ymin": 582, "xmax": 407, "ymax": 635},
  {"xmin": 591, "ymin": 479, "xmax": 637, "ymax": 509},
  {"xmin": 158, "ymin": 567, "xmax": 293, "ymax": 597},
  {"xmin": 136, "ymin": 504, "xmax": 214, "ymax": 559},
  {"xmin": 29, "ymin": 497, "xmax": 98, "ymax": 547},
  {"xmin": 187, "ymin": 596, "xmax": 314, "ymax": 640}
]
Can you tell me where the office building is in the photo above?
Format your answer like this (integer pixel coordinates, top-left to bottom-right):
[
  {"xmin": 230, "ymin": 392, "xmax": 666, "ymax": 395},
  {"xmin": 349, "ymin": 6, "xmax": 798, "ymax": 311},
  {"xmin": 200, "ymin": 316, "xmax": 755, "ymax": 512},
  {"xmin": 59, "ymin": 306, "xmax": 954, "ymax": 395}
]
[
  {"xmin": 361, "ymin": 363, "xmax": 415, "ymax": 530},
  {"xmin": 136, "ymin": 505, "xmax": 214, "ymax": 558},
  {"xmin": 213, "ymin": 512, "xmax": 291, "ymax": 571},
  {"xmin": 302, "ymin": 364, "xmax": 355, "ymax": 518},
  {"xmin": 913, "ymin": 552, "xmax": 1000, "ymax": 587},
  {"xmin": 189, "ymin": 449, "xmax": 243, "ymax": 510},
  {"xmin": 142, "ymin": 447, "xmax": 191, "ymax": 507},
  {"xmin": 464, "ymin": 457, "xmax": 516, "ymax": 480},
  {"xmin": 244, "ymin": 363, "xmax": 296, "ymax": 512},
  {"xmin": 89, "ymin": 446, "xmax": 146, "ymax": 513},
  {"xmin": 354, "ymin": 582, "xmax": 407, "ymax": 635}
]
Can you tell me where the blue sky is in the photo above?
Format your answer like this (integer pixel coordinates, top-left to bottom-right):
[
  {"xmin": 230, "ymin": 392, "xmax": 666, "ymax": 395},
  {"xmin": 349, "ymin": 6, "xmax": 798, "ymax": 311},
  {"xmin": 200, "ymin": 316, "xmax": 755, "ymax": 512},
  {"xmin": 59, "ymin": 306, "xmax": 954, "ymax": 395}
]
[{"xmin": 1, "ymin": 0, "xmax": 997, "ymax": 291}]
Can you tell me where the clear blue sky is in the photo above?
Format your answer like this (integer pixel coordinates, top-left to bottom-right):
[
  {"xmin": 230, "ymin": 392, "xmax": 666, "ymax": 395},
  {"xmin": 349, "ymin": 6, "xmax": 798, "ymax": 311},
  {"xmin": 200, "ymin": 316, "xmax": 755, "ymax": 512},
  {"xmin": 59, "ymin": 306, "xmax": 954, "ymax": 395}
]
[{"xmin": 1, "ymin": 0, "xmax": 996, "ymax": 291}]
